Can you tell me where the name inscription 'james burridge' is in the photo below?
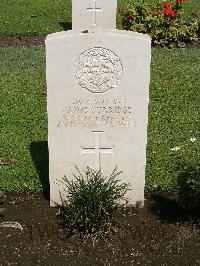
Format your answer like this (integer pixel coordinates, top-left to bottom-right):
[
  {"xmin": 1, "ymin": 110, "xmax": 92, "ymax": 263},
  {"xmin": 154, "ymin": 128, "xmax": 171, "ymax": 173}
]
[{"xmin": 57, "ymin": 98, "xmax": 135, "ymax": 127}]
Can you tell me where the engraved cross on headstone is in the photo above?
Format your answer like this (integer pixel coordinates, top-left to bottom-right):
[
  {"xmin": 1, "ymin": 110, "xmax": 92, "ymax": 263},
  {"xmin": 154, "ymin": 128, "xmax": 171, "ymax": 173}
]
[
  {"xmin": 81, "ymin": 131, "xmax": 114, "ymax": 171},
  {"xmin": 72, "ymin": 0, "xmax": 117, "ymax": 31},
  {"xmin": 87, "ymin": 0, "xmax": 102, "ymax": 26}
]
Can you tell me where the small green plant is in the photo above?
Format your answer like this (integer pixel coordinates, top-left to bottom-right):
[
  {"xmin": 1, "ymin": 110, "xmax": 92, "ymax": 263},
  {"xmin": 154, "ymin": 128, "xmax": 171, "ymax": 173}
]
[
  {"xmin": 118, "ymin": 0, "xmax": 198, "ymax": 47},
  {"xmin": 60, "ymin": 166, "xmax": 129, "ymax": 240},
  {"xmin": 0, "ymin": 191, "xmax": 5, "ymax": 215}
]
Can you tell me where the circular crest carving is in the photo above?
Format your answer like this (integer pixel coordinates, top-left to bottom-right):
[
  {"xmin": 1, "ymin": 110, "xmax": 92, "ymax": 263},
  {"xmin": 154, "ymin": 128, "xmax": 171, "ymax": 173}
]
[{"xmin": 75, "ymin": 47, "xmax": 123, "ymax": 93}]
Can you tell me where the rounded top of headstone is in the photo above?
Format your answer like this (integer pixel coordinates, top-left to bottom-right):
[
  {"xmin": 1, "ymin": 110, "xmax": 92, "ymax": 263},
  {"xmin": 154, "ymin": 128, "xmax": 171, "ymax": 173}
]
[{"xmin": 74, "ymin": 47, "xmax": 123, "ymax": 93}]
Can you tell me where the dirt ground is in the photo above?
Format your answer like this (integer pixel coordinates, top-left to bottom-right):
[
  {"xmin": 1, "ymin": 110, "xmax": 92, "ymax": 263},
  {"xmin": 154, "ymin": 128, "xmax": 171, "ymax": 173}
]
[
  {"xmin": 0, "ymin": 36, "xmax": 45, "ymax": 47},
  {"xmin": 0, "ymin": 192, "xmax": 199, "ymax": 266}
]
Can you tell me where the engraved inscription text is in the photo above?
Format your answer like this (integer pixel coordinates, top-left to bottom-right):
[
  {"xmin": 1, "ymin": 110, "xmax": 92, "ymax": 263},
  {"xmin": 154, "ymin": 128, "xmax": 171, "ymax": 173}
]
[{"xmin": 57, "ymin": 98, "xmax": 135, "ymax": 128}]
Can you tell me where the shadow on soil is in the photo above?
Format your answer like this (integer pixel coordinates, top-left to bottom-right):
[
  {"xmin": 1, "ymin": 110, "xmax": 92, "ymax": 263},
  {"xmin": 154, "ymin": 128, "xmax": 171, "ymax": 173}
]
[
  {"xmin": 148, "ymin": 162, "xmax": 200, "ymax": 224},
  {"xmin": 59, "ymin": 21, "xmax": 72, "ymax": 31},
  {"xmin": 176, "ymin": 162, "xmax": 200, "ymax": 220},
  {"xmin": 148, "ymin": 193, "xmax": 190, "ymax": 224},
  {"xmin": 30, "ymin": 141, "xmax": 49, "ymax": 201}
]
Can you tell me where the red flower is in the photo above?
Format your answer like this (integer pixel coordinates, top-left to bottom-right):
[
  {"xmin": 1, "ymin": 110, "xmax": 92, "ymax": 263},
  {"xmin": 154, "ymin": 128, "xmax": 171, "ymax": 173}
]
[
  {"xmin": 164, "ymin": 9, "xmax": 169, "ymax": 16},
  {"xmin": 176, "ymin": 0, "xmax": 187, "ymax": 3},
  {"xmin": 153, "ymin": 9, "xmax": 162, "ymax": 15},
  {"xmin": 127, "ymin": 15, "xmax": 135, "ymax": 21},
  {"xmin": 118, "ymin": 7, "xmax": 124, "ymax": 13},
  {"xmin": 164, "ymin": 8, "xmax": 175, "ymax": 17},
  {"xmin": 169, "ymin": 9, "xmax": 175, "ymax": 16},
  {"xmin": 163, "ymin": 1, "xmax": 172, "ymax": 8}
]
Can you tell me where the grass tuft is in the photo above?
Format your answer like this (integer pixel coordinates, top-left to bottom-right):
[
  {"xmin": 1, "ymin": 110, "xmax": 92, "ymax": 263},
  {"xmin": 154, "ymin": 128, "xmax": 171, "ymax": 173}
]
[{"xmin": 60, "ymin": 166, "xmax": 129, "ymax": 240}]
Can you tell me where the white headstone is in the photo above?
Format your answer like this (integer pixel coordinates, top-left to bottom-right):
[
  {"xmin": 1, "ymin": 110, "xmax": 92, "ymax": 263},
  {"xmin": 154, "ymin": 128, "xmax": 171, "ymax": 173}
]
[
  {"xmin": 46, "ymin": 2, "xmax": 151, "ymax": 207},
  {"xmin": 72, "ymin": 0, "xmax": 117, "ymax": 31}
]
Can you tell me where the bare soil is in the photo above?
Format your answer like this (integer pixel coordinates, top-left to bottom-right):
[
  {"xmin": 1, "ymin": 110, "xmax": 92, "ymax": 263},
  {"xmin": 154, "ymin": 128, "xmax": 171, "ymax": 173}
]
[
  {"xmin": 0, "ymin": 36, "xmax": 45, "ymax": 47},
  {"xmin": 0, "ymin": 192, "xmax": 199, "ymax": 266}
]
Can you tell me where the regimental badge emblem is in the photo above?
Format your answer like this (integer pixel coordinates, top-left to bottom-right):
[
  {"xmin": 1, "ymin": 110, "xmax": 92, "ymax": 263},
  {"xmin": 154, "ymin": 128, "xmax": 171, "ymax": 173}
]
[{"xmin": 75, "ymin": 47, "xmax": 123, "ymax": 93}]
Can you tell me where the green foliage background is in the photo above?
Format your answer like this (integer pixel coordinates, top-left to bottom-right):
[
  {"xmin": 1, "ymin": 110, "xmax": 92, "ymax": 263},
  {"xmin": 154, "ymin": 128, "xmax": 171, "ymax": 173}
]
[{"xmin": 0, "ymin": 0, "xmax": 199, "ymax": 36}]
